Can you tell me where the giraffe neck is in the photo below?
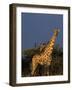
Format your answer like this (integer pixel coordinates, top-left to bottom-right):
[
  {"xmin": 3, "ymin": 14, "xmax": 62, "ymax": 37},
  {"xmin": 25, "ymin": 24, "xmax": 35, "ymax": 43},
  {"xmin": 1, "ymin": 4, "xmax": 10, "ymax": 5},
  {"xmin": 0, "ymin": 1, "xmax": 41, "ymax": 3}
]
[{"xmin": 43, "ymin": 32, "xmax": 58, "ymax": 56}]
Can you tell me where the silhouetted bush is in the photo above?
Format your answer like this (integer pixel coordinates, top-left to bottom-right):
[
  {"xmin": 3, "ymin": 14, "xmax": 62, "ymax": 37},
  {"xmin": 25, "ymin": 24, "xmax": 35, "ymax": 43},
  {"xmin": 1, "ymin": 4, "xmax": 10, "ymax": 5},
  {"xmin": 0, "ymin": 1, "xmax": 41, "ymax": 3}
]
[{"xmin": 22, "ymin": 44, "xmax": 63, "ymax": 77}]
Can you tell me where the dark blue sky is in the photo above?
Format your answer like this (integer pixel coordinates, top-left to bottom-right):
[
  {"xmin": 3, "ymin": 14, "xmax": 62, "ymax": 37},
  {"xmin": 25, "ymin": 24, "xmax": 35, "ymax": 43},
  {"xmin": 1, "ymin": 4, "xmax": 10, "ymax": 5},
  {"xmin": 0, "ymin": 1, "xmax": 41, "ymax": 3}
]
[{"xmin": 22, "ymin": 13, "xmax": 63, "ymax": 50}]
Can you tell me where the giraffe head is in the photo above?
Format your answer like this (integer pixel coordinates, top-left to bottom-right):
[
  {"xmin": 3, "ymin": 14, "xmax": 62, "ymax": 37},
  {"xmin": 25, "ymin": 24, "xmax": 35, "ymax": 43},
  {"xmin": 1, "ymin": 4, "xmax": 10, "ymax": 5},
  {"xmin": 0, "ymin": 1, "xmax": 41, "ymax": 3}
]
[{"xmin": 53, "ymin": 29, "xmax": 60, "ymax": 36}]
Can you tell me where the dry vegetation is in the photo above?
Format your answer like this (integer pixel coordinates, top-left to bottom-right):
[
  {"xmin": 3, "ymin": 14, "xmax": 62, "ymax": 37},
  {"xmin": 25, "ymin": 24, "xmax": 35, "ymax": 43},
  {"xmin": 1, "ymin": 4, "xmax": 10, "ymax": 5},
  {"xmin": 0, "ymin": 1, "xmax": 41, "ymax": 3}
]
[{"xmin": 22, "ymin": 44, "xmax": 63, "ymax": 77}]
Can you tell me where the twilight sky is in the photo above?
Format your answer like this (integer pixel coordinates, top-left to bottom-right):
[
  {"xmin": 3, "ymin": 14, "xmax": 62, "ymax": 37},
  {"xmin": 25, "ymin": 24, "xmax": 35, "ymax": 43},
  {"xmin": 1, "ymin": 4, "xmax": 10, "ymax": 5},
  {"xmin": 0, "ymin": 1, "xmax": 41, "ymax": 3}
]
[{"xmin": 21, "ymin": 13, "xmax": 63, "ymax": 50}]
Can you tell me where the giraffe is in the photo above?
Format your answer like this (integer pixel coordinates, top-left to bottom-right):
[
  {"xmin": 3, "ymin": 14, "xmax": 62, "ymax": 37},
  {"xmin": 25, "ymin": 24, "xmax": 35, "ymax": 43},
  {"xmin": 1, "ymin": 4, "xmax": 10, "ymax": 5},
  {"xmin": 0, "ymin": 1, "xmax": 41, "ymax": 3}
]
[{"xmin": 31, "ymin": 29, "xmax": 60, "ymax": 76}]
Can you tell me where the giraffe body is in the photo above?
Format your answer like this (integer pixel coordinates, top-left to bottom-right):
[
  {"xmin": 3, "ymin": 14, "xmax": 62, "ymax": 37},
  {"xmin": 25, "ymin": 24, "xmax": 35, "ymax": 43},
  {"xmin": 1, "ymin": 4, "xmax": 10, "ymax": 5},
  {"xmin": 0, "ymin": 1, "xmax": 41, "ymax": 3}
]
[{"xmin": 31, "ymin": 29, "xmax": 60, "ymax": 76}]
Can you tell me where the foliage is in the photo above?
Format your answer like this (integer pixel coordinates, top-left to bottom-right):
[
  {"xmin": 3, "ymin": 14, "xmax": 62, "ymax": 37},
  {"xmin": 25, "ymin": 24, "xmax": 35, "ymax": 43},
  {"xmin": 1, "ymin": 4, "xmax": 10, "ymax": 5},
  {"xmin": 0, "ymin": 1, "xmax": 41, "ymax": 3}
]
[
  {"xmin": 22, "ymin": 47, "xmax": 41, "ymax": 58},
  {"xmin": 22, "ymin": 44, "xmax": 63, "ymax": 58},
  {"xmin": 22, "ymin": 44, "xmax": 63, "ymax": 77}
]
